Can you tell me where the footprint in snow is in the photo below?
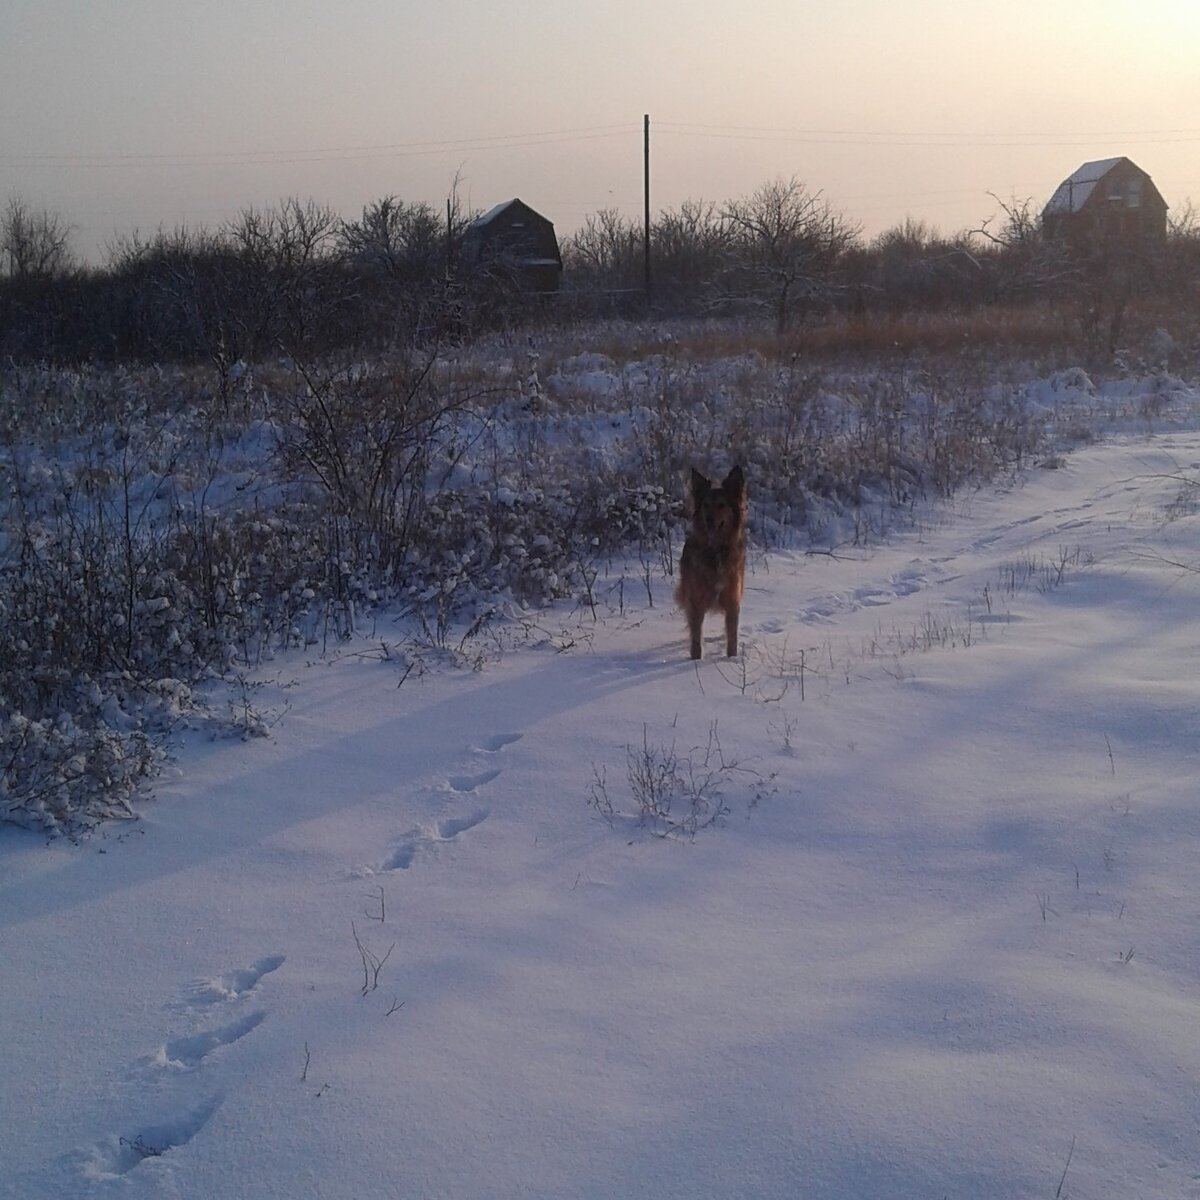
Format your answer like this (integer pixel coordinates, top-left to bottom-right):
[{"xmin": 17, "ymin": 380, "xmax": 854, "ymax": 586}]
[
  {"xmin": 436, "ymin": 810, "xmax": 489, "ymax": 839},
  {"xmin": 382, "ymin": 810, "xmax": 490, "ymax": 871},
  {"xmin": 476, "ymin": 732, "xmax": 523, "ymax": 753},
  {"xmin": 447, "ymin": 768, "xmax": 500, "ymax": 793},
  {"xmin": 383, "ymin": 839, "xmax": 418, "ymax": 870},
  {"xmin": 855, "ymin": 569, "xmax": 925, "ymax": 607},
  {"xmin": 153, "ymin": 1010, "xmax": 266, "ymax": 1070},
  {"xmin": 187, "ymin": 954, "xmax": 285, "ymax": 1006},
  {"xmin": 972, "ymin": 513, "xmax": 1043, "ymax": 551},
  {"xmin": 80, "ymin": 1095, "xmax": 221, "ymax": 1181},
  {"xmin": 855, "ymin": 587, "xmax": 892, "ymax": 607},
  {"xmin": 803, "ymin": 568, "xmax": 926, "ymax": 620},
  {"xmin": 801, "ymin": 600, "xmax": 838, "ymax": 623}
]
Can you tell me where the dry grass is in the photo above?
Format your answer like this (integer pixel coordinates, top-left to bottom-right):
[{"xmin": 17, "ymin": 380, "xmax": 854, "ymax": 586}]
[
  {"xmin": 781, "ymin": 306, "xmax": 1077, "ymax": 359},
  {"xmin": 548, "ymin": 296, "xmax": 1200, "ymax": 372},
  {"xmin": 558, "ymin": 306, "xmax": 1062, "ymax": 366}
]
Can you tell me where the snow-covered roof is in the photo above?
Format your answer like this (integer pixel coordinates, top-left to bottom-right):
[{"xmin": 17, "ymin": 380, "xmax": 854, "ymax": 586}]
[
  {"xmin": 470, "ymin": 199, "xmax": 526, "ymax": 228},
  {"xmin": 1044, "ymin": 157, "xmax": 1128, "ymax": 215}
]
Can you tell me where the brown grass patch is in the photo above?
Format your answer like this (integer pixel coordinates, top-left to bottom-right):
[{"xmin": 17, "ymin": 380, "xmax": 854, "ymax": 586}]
[{"xmin": 549, "ymin": 296, "xmax": 1199, "ymax": 371}]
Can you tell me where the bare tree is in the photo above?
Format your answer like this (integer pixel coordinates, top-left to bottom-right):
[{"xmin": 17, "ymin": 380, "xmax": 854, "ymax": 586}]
[
  {"xmin": 339, "ymin": 196, "xmax": 444, "ymax": 283},
  {"xmin": 107, "ymin": 225, "xmax": 247, "ymax": 368},
  {"xmin": 228, "ymin": 197, "xmax": 340, "ymax": 277},
  {"xmin": 968, "ymin": 193, "xmax": 1073, "ymax": 302},
  {"xmin": 652, "ymin": 200, "xmax": 729, "ymax": 310},
  {"xmin": 970, "ymin": 193, "xmax": 1043, "ymax": 251},
  {"xmin": 846, "ymin": 217, "xmax": 981, "ymax": 312},
  {"xmin": 224, "ymin": 197, "xmax": 343, "ymax": 353},
  {"xmin": 1167, "ymin": 199, "xmax": 1200, "ymax": 240},
  {"xmin": 562, "ymin": 208, "xmax": 642, "ymax": 290},
  {"xmin": 340, "ymin": 180, "xmax": 472, "ymax": 341},
  {"xmin": 2, "ymin": 197, "xmax": 74, "ymax": 280},
  {"xmin": 972, "ymin": 192, "xmax": 1165, "ymax": 359},
  {"xmin": 721, "ymin": 177, "xmax": 859, "ymax": 333}
]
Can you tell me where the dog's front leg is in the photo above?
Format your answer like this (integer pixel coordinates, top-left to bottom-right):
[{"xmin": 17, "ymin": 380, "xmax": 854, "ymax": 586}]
[
  {"xmin": 687, "ymin": 604, "xmax": 705, "ymax": 660},
  {"xmin": 724, "ymin": 604, "xmax": 739, "ymax": 658}
]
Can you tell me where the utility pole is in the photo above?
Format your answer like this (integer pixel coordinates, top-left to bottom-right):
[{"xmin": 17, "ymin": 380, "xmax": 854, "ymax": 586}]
[{"xmin": 643, "ymin": 113, "xmax": 651, "ymax": 308}]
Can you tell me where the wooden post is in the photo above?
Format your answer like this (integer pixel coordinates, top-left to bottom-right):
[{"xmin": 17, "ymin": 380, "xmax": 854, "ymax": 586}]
[{"xmin": 643, "ymin": 113, "xmax": 651, "ymax": 309}]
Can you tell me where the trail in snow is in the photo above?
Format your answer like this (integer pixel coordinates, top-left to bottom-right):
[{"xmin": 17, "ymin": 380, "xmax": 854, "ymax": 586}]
[{"xmin": 4, "ymin": 430, "xmax": 1200, "ymax": 1199}]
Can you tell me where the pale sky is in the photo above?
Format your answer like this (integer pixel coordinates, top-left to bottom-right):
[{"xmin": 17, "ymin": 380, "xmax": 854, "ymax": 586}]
[{"xmin": 4, "ymin": 0, "xmax": 1200, "ymax": 263}]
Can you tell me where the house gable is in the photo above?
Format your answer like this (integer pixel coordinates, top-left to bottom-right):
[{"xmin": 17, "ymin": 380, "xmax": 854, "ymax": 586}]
[
  {"xmin": 462, "ymin": 198, "xmax": 563, "ymax": 292},
  {"xmin": 1042, "ymin": 157, "xmax": 1167, "ymax": 242}
]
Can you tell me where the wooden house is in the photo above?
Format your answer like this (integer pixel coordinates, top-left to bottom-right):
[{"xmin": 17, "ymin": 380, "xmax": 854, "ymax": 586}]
[
  {"xmin": 461, "ymin": 198, "xmax": 563, "ymax": 292},
  {"xmin": 1042, "ymin": 157, "xmax": 1167, "ymax": 244}
]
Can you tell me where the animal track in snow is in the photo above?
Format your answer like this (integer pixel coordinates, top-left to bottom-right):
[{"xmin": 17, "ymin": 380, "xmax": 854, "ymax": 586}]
[
  {"xmin": 188, "ymin": 954, "xmax": 285, "ymax": 1006},
  {"xmin": 154, "ymin": 1011, "xmax": 265, "ymax": 1070},
  {"xmin": 756, "ymin": 618, "xmax": 786, "ymax": 634},
  {"xmin": 81, "ymin": 1095, "xmax": 221, "ymax": 1180},
  {"xmin": 79, "ymin": 956, "xmax": 278, "ymax": 1184},
  {"xmin": 436, "ymin": 810, "xmax": 489, "ymax": 839},
  {"xmin": 447, "ymin": 768, "xmax": 500, "ymax": 793},
  {"xmin": 383, "ymin": 839, "xmax": 418, "ymax": 870},
  {"xmin": 801, "ymin": 567, "xmax": 927, "ymax": 622},
  {"xmin": 376, "ymin": 741, "xmax": 502, "ymax": 872},
  {"xmin": 382, "ymin": 810, "xmax": 490, "ymax": 871},
  {"xmin": 476, "ymin": 732, "xmax": 523, "ymax": 753},
  {"xmin": 967, "ymin": 512, "xmax": 1044, "ymax": 552}
]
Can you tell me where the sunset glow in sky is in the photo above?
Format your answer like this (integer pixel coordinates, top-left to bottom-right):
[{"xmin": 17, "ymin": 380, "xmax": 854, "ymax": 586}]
[{"xmin": 4, "ymin": 0, "xmax": 1200, "ymax": 261}]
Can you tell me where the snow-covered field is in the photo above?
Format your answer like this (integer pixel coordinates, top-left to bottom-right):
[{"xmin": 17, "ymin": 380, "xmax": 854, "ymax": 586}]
[{"xmin": 5, "ymin": 416, "xmax": 1200, "ymax": 1197}]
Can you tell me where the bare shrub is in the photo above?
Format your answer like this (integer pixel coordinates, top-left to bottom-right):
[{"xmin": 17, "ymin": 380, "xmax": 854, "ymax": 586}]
[
  {"xmin": 562, "ymin": 209, "xmax": 643, "ymax": 293},
  {"xmin": 652, "ymin": 200, "xmax": 729, "ymax": 313},
  {"xmin": 587, "ymin": 722, "xmax": 773, "ymax": 839},
  {"xmin": 1, "ymin": 196, "xmax": 75, "ymax": 281},
  {"xmin": 0, "ymin": 312, "xmax": 1115, "ymax": 835},
  {"xmin": 721, "ymin": 177, "xmax": 860, "ymax": 333}
]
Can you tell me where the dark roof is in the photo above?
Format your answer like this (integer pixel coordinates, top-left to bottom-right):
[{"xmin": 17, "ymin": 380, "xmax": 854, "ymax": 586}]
[{"xmin": 468, "ymin": 198, "xmax": 551, "ymax": 230}]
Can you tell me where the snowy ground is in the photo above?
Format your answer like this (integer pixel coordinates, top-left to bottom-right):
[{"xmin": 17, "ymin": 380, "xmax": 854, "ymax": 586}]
[{"xmin": 4, "ymin": 425, "xmax": 1200, "ymax": 1198}]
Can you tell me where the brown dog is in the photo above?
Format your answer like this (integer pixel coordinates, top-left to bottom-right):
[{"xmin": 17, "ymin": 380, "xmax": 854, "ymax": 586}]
[{"xmin": 675, "ymin": 465, "xmax": 746, "ymax": 659}]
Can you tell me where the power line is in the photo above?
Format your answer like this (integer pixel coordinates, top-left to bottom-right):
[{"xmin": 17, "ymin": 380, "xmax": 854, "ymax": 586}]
[
  {"xmin": 656, "ymin": 123, "xmax": 1200, "ymax": 149},
  {"xmin": 10, "ymin": 118, "xmax": 1200, "ymax": 173},
  {"xmin": 658, "ymin": 120, "xmax": 1200, "ymax": 141},
  {"xmin": 0, "ymin": 124, "xmax": 640, "ymax": 169}
]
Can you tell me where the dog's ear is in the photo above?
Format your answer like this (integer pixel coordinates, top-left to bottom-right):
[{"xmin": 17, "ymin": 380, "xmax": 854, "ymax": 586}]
[
  {"xmin": 690, "ymin": 467, "xmax": 710, "ymax": 499},
  {"xmin": 722, "ymin": 465, "xmax": 745, "ymax": 500}
]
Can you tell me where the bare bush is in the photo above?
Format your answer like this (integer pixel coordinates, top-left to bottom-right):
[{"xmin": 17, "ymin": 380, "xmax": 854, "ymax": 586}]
[
  {"xmin": 587, "ymin": 722, "xmax": 773, "ymax": 838},
  {"xmin": 2, "ymin": 196, "xmax": 74, "ymax": 281},
  {"xmin": 844, "ymin": 218, "xmax": 982, "ymax": 313},
  {"xmin": 652, "ymin": 200, "xmax": 729, "ymax": 312},
  {"xmin": 562, "ymin": 209, "xmax": 643, "ymax": 294},
  {"xmin": 339, "ymin": 196, "xmax": 445, "ymax": 283},
  {"xmin": 721, "ymin": 177, "xmax": 860, "ymax": 333},
  {"xmin": 0, "ymin": 315, "xmax": 1114, "ymax": 834}
]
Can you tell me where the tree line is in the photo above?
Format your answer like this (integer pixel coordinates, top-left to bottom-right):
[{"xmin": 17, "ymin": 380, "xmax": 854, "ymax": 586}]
[{"xmin": 3, "ymin": 179, "xmax": 1199, "ymax": 364}]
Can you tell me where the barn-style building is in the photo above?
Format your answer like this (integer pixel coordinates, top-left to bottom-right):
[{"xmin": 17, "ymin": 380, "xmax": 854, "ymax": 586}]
[
  {"xmin": 1042, "ymin": 157, "xmax": 1167, "ymax": 244},
  {"xmin": 462, "ymin": 198, "xmax": 563, "ymax": 292}
]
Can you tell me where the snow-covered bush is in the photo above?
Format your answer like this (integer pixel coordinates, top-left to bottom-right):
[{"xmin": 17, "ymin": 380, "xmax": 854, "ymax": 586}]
[
  {"xmin": 1, "ymin": 328, "xmax": 1139, "ymax": 833},
  {"xmin": 0, "ymin": 699, "xmax": 163, "ymax": 835}
]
